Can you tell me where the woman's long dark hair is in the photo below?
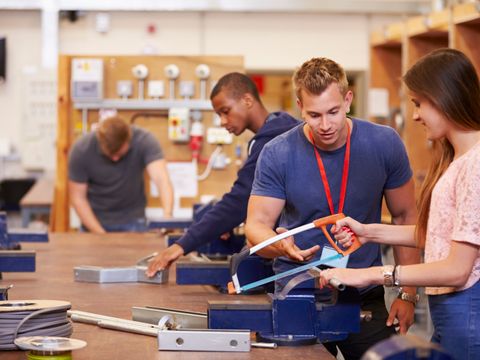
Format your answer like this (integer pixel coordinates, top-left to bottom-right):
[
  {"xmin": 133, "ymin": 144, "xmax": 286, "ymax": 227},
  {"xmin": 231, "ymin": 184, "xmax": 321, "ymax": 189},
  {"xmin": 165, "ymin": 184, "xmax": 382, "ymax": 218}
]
[{"xmin": 403, "ymin": 48, "xmax": 480, "ymax": 247}]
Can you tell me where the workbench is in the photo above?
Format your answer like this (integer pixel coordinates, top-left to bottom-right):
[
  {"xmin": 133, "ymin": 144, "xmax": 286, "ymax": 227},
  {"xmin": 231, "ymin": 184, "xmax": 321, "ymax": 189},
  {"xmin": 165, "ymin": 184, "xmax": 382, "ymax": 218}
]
[
  {"xmin": 1, "ymin": 232, "xmax": 334, "ymax": 359},
  {"xmin": 19, "ymin": 178, "xmax": 54, "ymax": 228}
]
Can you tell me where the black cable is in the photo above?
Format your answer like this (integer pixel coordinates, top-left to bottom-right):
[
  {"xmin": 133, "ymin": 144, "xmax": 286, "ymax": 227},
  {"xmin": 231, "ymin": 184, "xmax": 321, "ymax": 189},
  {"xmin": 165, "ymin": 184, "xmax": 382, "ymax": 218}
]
[{"xmin": 0, "ymin": 305, "xmax": 72, "ymax": 350}]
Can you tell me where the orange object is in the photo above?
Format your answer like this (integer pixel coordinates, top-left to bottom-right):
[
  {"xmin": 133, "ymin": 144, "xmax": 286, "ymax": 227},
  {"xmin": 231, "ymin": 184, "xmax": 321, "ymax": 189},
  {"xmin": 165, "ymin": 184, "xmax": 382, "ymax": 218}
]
[
  {"xmin": 312, "ymin": 213, "xmax": 361, "ymax": 256},
  {"xmin": 227, "ymin": 282, "xmax": 236, "ymax": 295}
]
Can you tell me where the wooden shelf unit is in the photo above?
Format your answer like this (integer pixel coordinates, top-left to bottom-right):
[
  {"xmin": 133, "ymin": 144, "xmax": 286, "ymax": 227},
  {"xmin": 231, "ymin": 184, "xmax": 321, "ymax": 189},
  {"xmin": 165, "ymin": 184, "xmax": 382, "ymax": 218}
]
[
  {"xmin": 452, "ymin": 2, "xmax": 480, "ymax": 75},
  {"xmin": 369, "ymin": 7, "xmax": 471, "ymax": 196}
]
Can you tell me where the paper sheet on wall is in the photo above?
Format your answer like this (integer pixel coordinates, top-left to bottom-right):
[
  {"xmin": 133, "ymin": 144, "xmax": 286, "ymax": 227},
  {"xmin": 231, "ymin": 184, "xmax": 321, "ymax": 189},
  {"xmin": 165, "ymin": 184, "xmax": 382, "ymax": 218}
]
[
  {"xmin": 368, "ymin": 88, "xmax": 390, "ymax": 118},
  {"xmin": 150, "ymin": 161, "xmax": 198, "ymax": 198}
]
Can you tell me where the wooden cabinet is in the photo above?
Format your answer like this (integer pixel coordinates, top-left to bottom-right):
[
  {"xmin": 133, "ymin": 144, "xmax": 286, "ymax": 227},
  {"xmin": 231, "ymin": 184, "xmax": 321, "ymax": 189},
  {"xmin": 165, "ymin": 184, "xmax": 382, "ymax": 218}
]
[{"xmin": 370, "ymin": 6, "xmax": 480, "ymax": 199}]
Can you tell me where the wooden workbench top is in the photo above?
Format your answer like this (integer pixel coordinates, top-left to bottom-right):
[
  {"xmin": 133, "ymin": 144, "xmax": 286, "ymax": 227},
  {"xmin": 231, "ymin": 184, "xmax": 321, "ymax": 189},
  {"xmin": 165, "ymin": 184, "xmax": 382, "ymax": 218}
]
[
  {"xmin": 2, "ymin": 232, "xmax": 334, "ymax": 359},
  {"xmin": 19, "ymin": 178, "xmax": 54, "ymax": 207}
]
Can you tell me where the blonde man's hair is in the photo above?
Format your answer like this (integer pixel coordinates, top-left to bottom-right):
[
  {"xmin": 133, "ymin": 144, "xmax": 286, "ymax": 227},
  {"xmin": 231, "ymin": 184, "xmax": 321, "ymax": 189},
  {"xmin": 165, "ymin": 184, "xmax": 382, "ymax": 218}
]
[
  {"xmin": 293, "ymin": 57, "xmax": 349, "ymax": 101},
  {"xmin": 96, "ymin": 116, "xmax": 131, "ymax": 156}
]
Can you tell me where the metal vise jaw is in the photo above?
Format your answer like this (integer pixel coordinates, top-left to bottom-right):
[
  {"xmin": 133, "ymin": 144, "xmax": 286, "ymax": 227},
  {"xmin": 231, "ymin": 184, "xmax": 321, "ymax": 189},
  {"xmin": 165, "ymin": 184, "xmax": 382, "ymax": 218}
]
[
  {"xmin": 74, "ymin": 253, "xmax": 168, "ymax": 284},
  {"xmin": 0, "ymin": 211, "xmax": 48, "ymax": 250}
]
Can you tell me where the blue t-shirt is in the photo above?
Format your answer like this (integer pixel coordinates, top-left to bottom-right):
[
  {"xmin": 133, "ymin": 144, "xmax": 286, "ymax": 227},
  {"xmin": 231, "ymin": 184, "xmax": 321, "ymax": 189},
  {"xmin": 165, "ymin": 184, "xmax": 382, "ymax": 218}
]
[{"xmin": 252, "ymin": 118, "xmax": 412, "ymax": 291}]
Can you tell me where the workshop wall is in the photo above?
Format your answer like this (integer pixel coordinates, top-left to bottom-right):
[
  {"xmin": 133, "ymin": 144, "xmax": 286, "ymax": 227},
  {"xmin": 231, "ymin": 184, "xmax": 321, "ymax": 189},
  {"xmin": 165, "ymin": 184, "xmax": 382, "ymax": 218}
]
[{"xmin": 0, "ymin": 10, "xmax": 402, "ymax": 175}]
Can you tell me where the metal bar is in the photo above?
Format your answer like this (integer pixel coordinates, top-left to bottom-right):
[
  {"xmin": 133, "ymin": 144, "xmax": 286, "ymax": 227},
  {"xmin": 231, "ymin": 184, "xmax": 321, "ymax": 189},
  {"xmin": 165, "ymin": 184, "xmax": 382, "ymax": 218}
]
[
  {"xmin": 73, "ymin": 265, "xmax": 168, "ymax": 283},
  {"xmin": 132, "ymin": 306, "xmax": 208, "ymax": 329},
  {"xmin": 68, "ymin": 310, "xmax": 160, "ymax": 334},
  {"xmin": 158, "ymin": 328, "xmax": 250, "ymax": 352}
]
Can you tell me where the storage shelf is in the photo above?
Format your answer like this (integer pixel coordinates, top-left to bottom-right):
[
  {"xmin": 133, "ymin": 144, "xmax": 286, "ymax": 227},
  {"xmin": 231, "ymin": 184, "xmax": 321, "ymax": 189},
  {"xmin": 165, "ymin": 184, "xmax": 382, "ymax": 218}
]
[{"xmin": 73, "ymin": 99, "xmax": 213, "ymax": 111}]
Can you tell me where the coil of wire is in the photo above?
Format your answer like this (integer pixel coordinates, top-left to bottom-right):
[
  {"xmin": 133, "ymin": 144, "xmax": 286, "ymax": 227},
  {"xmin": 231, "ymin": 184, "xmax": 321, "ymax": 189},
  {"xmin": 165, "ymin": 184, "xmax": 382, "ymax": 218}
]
[{"xmin": 0, "ymin": 301, "xmax": 73, "ymax": 350}]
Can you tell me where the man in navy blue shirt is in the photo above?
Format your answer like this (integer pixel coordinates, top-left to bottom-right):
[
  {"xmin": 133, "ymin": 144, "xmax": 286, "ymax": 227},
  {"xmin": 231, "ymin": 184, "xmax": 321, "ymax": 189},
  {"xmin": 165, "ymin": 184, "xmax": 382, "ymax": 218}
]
[
  {"xmin": 146, "ymin": 72, "xmax": 299, "ymax": 276},
  {"xmin": 246, "ymin": 58, "xmax": 420, "ymax": 359}
]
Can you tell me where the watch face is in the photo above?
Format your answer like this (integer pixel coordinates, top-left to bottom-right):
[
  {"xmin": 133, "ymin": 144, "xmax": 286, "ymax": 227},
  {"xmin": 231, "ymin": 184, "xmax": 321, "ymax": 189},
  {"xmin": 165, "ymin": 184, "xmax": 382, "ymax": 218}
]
[{"xmin": 399, "ymin": 292, "xmax": 419, "ymax": 304}]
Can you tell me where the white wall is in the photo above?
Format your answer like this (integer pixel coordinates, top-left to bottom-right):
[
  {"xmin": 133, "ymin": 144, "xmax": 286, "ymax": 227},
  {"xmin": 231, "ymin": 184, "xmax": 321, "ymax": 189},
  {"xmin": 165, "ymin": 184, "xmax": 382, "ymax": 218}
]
[
  {"xmin": 0, "ymin": 10, "xmax": 402, "ymax": 172},
  {"xmin": 0, "ymin": 11, "xmax": 42, "ymax": 157}
]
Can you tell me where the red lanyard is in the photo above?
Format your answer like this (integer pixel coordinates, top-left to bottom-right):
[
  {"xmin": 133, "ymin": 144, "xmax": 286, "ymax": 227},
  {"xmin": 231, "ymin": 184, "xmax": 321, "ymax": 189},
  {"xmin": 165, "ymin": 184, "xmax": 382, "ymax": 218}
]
[{"xmin": 308, "ymin": 123, "xmax": 351, "ymax": 215}]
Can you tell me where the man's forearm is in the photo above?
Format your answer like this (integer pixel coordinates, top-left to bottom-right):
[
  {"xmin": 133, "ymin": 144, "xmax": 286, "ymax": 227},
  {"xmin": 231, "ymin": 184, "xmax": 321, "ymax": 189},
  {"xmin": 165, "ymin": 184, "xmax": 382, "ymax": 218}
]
[
  {"xmin": 72, "ymin": 198, "xmax": 105, "ymax": 234},
  {"xmin": 155, "ymin": 180, "xmax": 173, "ymax": 217},
  {"xmin": 245, "ymin": 221, "xmax": 283, "ymax": 258}
]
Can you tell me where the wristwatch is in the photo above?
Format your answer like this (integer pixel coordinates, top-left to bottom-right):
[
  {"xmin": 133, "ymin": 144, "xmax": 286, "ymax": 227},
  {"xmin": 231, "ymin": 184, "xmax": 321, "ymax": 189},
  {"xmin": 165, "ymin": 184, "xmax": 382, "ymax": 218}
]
[
  {"xmin": 397, "ymin": 288, "xmax": 420, "ymax": 304},
  {"xmin": 382, "ymin": 265, "xmax": 395, "ymax": 287}
]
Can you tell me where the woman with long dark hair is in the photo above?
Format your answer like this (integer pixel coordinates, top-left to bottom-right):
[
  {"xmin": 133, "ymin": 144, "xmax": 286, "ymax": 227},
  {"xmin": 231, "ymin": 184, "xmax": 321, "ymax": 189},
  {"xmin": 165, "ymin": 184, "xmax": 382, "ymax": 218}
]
[{"xmin": 319, "ymin": 48, "xmax": 480, "ymax": 359}]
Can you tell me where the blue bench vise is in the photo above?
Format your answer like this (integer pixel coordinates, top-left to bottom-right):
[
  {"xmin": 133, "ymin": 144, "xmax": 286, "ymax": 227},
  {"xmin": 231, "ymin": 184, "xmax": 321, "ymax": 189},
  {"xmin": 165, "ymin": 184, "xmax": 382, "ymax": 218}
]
[
  {"xmin": 0, "ymin": 211, "xmax": 48, "ymax": 250},
  {"xmin": 0, "ymin": 211, "xmax": 46, "ymax": 275},
  {"xmin": 132, "ymin": 284, "xmax": 362, "ymax": 347},
  {"xmin": 208, "ymin": 286, "xmax": 361, "ymax": 346}
]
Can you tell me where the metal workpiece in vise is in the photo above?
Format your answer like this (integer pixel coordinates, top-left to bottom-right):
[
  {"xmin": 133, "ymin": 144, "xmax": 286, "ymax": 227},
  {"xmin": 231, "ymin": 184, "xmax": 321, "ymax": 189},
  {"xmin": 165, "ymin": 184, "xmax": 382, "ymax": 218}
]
[
  {"xmin": 73, "ymin": 253, "xmax": 168, "ymax": 284},
  {"xmin": 0, "ymin": 212, "xmax": 46, "ymax": 275}
]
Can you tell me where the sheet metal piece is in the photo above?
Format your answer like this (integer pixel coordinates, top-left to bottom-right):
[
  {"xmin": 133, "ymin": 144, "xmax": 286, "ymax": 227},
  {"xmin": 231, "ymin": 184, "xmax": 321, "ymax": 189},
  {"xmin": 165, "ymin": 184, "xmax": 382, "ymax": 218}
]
[
  {"xmin": 158, "ymin": 328, "xmax": 250, "ymax": 352},
  {"xmin": 73, "ymin": 265, "xmax": 168, "ymax": 283},
  {"xmin": 73, "ymin": 253, "xmax": 168, "ymax": 284}
]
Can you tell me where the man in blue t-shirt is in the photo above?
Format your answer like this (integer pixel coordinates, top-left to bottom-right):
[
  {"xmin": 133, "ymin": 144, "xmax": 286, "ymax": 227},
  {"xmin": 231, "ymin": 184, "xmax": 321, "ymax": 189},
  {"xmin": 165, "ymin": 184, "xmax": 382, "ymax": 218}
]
[
  {"xmin": 146, "ymin": 73, "xmax": 299, "ymax": 275},
  {"xmin": 246, "ymin": 58, "xmax": 420, "ymax": 360}
]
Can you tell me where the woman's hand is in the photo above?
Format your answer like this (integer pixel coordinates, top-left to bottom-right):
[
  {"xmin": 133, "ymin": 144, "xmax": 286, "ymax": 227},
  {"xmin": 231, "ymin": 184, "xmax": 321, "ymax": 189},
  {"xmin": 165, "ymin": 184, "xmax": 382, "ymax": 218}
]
[
  {"xmin": 331, "ymin": 216, "xmax": 368, "ymax": 248},
  {"xmin": 318, "ymin": 267, "xmax": 379, "ymax": 289}
]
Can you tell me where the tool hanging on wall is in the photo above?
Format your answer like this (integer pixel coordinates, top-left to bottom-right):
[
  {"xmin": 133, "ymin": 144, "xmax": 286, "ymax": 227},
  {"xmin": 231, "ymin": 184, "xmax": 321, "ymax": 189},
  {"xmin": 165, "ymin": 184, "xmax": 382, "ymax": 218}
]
[{"xmin": 228, "ymin": 213, "xmax": 361, "ymax": 294}]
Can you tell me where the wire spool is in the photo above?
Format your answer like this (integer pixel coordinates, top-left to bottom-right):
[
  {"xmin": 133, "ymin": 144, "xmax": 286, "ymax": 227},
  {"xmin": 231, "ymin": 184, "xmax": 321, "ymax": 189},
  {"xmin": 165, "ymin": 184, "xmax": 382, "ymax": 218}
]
[
  {"xmin": 0, "ymin": 300, "xmax": 73, "ymax": 351},
  {"xmin": 15, "ymin": 336, "xmax": 86, "ymax": 360}
]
